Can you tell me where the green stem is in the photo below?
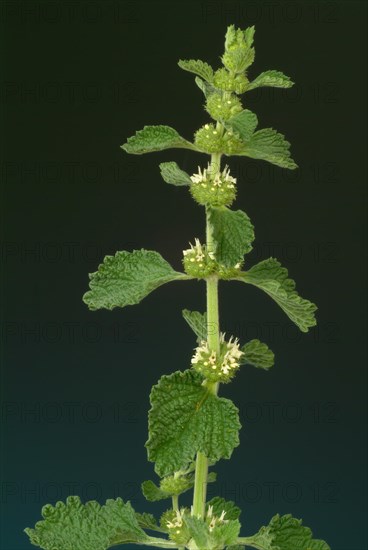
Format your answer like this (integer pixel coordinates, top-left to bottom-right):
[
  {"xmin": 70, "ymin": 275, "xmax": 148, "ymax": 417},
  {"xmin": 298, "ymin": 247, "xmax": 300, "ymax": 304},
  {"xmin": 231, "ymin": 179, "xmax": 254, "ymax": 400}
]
[
  {"xmin": 111, "ymin": 536, "xmax": 178, "ymax": 548},
  {"xmin": 191, "ymin": 151, "xmax": 222, "ymax": 519},
  {"xmin": 142, "ymin": 537, "xmax": 179, "ymax": 548},
  {"xmin": 172, "ymin": 494, "xmax": 179, "ymax": 511}
]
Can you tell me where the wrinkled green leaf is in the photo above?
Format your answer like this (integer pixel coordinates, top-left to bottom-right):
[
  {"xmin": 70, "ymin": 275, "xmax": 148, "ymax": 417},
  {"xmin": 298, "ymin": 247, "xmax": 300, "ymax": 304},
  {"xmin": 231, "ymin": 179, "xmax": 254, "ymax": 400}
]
[
  {"xmin": 178, "ymin": 59, "xmax": 214, "ymax": 83},
  {"xmin": 24, "ymin": 496, "xmax": 149, "ymax": 550},
  {"xmin": 239, "ymin": 524, "xmax": 274, "ymax": 550},
  {"xmin": 121, "ymin": 125, "xmax": 198, "ymax": 154},
  {"xmin": 182, "ymin": 309, "xmax": 208, "ymax": 343},
  {"xmin": 236, "ymin": 128, "xmax": 298, "ymax": 170},
  {"xmin": 83, "ymin": 249, "xmax": 189, "ymax": 311},
  {"xmin": 209, "ymin": 207, "xmax": 255, "ymax": 267},
  {"xmin": 135, "ymin": 512, "xmax": 163, "ymax": 533},
  {"xmin": 248, "ymin": 70, "xmax": 294, "ymax": 90},
  {"xmin": 268, "ymin": 514, "xmax": 330, "ymax": 550},
  {"xmin": 146, "ymin": 370, "xmax": 241, "ymax": 477},
  {"xmin": 159, "ymin": 161, "xmax": 192, "ymax": 186},
  {"xmin": 236, "ymin": 258, "xmax": 317, "ymax": 332},
  {"xmin": 243, "ymin": 25, "xmax": 256, "ymax": 48},
  {"xmin": 225, "ymin": 109, "xmax": 258, "ymax": 141},
  {"xmin": 141, "ymin": 480, "xmax": 168, "ymax": 502},
  {"xmin": 241, "ymin": 514, "xmax": 331, "ymax": 550},
  {"xmin": 184, "ymin": 516, "xmax": 209, "ymax": 549},
  {"xmin": 212, "ymin": 520, "xmax": 241, "ymax": 547},
  {"xmin": 240, "ymin": 339, "xmax": 274, "ymax": 370}
]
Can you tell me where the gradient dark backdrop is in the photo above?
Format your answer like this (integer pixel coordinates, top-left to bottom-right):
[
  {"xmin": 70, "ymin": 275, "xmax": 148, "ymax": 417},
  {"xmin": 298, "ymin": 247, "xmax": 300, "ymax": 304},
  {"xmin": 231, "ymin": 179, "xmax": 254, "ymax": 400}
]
[{"xmin": 1, "ymin": 1, "xmax": 367, "ymax": 549}]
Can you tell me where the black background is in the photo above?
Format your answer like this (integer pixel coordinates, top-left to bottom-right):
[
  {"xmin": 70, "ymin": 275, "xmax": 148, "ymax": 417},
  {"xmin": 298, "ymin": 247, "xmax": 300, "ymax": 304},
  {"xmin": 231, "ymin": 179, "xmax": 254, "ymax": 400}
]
[{"xmin": 1, "ymin": 1, "xmax": 367, "ymax": 549}]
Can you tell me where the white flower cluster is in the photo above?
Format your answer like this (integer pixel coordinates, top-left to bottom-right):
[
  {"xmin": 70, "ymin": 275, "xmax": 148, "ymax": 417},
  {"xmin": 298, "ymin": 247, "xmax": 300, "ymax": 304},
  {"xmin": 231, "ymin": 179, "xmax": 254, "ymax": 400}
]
[
  {"xmin": 166, "ymin": 508, "xmax": 185, "ymax": 534},
  {"xmin": 191, "ymin": 332, "xmax": 244, "ymax": 381},
  {"xmin": 183, "ymin": 238, "xmax": 215, "ymax": 266},
  {"xmin": 220, "ymin": 333, "xmax": 244, "ymax": 375},
  {"xmin": 190, "ymin": 161, "xmax": 237, "ymax": 191}
]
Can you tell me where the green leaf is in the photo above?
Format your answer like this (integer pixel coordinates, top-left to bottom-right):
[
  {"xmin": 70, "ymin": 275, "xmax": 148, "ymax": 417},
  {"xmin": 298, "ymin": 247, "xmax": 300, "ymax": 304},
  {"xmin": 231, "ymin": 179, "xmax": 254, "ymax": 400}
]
[
  {"xmin": 242, "ymin": 514, "xmax": 331, "ymax": 550},
  {"xmin": 182, "ymin": 309, "xmax": 208, "ymax": 343},
  {"xmin": 240, "ymin": 525, "xmax": 274, "ymax": 550},
  {"xmin": 236, "ymin": 128, "xmax": 298, "ymax": 170},
  {"xmin": 184, "ymin": 516, "xmax": 209, "ymax": 549},
  {"xmin": 209, "ymin": 207, "xmax": 255, "ymax": 267},
  {"xmin": 141, "ymin": 480, "xmax": 168, "ymax": 502},
  {"xmin": 83, "ymin": 249, "xmax": 188, "ymax": 311},
  {"xmin": 146, "ymin": 370, "xmax": 241, "ymax": 477},
  {"xmin": 236, "ymin": 258, "xmax": 317, "ymax": 332},
  {"xmin": 159, "ymin": 161, "xmax": 192, "ymax": 186},
  {"xmin": 206, "ymin": 497, "xmax": 241, "ymax": 520},
  {"xmin": 248, "ymin": 70, "xmax": 294, "ymax": 90},
  {"xmin": 24, "ymin": 496, "xmax": 149, "ymax": 550},
  {"xmin": 240, "ymin": 339, "xmax": 274, "ymax": 370},
  {"xmin": 243, "ymin": 25, "xmax": 255, "ymax": 48},
  {"xmin": 121, "ymin": 125, "xmax": 198, "ymax": 154},
  {"xmin": 195, "ymin": 76, "xmax": 219, "ymax": 98},
  {"xmin": 211, "ymin": 520, "xmax": 241, "ymax": 547},
  {"xmin": 135, "ymin": 512, "xmax": 163, "ymax": 533},
  {"xmin": 178, "ymin": 59, "xmax": 214, "ymax": 83},
  {"xmin": 225, "ymin": 109, "xmax": 258, "ymax": 141},
  {"xmin": 207, "ymin": 471, "xmax": 217, "ymax": 483},
  {"xmin": 227, "ymin": 546, "xmax": 245, "ymax": 550},
  {"xmin": 268, "ymin": 514, "xmax": 331, "ymax": 550}
]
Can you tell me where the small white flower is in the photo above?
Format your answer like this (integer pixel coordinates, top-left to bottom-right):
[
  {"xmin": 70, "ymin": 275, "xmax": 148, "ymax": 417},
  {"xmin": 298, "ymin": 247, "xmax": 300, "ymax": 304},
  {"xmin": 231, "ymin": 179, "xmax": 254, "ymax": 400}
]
[{"xmin": 219, "ymin": 510, "xmax": 227, "ymax": 522}]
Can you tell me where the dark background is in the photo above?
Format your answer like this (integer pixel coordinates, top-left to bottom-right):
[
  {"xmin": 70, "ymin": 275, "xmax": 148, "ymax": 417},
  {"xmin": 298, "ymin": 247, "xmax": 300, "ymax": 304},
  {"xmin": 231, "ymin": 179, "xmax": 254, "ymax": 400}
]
[{"xmin": 1, "ymin": 1, "xmax": 367, "ymax": 549}]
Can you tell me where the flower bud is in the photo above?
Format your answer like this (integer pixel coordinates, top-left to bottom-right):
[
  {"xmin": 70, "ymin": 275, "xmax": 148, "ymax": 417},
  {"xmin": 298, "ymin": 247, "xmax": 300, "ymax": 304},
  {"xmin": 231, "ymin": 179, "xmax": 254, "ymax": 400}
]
[
  {"xmin": 205, "ymin": 92, "xmax": 242, "ymax": 121},
  {"xmin": 213, "ymin": 68, "xmax": 249, "ymax": 94},
  {"xmin": 222, "ymin": 24, "xmax": 255, "ymax": 73},
  {"xmin": 194, "ymin": 123, "xmax": 223, "ymax": 153}
]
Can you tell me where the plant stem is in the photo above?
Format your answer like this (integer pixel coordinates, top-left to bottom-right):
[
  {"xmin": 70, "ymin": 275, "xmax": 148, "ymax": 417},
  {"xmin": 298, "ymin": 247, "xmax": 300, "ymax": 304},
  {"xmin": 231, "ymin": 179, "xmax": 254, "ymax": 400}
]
[
  {"xmin": 111, "ymin": 537, "xmax": 178, "ymax": 549},
  {"xmin": 191, "ymin": 150, "xmax": 222, "ymax": 518},
  {"xmin": 172, "ymin": 494, "xmax": 179, "ymax": 511},
  {"xmin": 143, "ymin": 537, "xmax": 179, "ymax": 548}
]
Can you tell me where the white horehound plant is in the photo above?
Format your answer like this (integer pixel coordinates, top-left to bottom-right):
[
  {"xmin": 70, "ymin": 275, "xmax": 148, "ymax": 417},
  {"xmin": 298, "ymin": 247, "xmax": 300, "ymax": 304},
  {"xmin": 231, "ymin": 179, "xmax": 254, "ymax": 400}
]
[{"xmin": 25, "ymin": 25, "xmax": 331, "ymax": 550}]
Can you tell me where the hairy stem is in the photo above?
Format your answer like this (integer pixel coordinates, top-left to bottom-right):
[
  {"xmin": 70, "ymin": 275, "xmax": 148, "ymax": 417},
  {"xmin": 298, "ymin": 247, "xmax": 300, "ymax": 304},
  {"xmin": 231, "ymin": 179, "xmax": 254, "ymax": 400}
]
[
  {"xmin": 111, "ymin": 536, "xmax": 178, "ymax": 548},
  {"xmin": 191, "ymin": 150, "xmax": 222, "ymax": 518}
]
